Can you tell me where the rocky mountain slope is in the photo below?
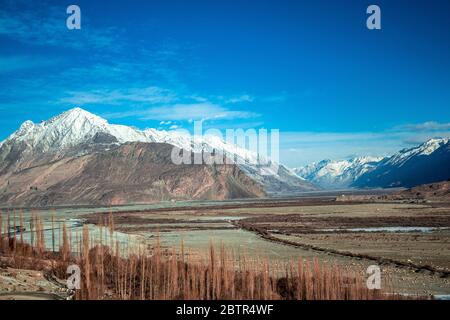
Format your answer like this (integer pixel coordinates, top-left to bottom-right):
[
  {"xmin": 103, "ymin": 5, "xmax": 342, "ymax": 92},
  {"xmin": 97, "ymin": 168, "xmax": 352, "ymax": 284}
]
[{"xmin": 0, "ymin": 142, "xmax": 266, "ymax": 206}]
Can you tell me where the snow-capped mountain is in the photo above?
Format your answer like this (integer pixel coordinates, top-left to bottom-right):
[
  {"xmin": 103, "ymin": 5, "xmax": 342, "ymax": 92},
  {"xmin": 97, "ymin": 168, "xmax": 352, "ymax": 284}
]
[
  {"xmin": 0, "ymin": 107, "xmax": 265, "ymax": 166},
  {"xmin": 294, "ymin": 156, "xmax": 384, "ymax": 189},
  {"xmin": 295, "ymin": 138, "xmax": 450, "ymax": 189},
  {"xmin": 0, "ymin": 108, "xmax": 316, "ymax": 201},
  {"xmin": 2, "ymin": 108, "xmax": 150, "ymax": 149},
  {"xmin": 379, "ymin": 138, "xmax": 449, "ymax": 167},
  {"xmin": 352, "ymin": 138, "xmax": 450, "ymax": 188}
]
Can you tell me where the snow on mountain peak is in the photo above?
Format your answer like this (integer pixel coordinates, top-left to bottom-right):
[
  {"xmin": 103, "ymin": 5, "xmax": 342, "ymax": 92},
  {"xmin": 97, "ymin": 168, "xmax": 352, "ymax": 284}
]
[
  {"xmin": 294, "ymin": 156, "xmax": 384, "ymax": 189},
  {"xmin": 2, "ymin": 107, "xmax": 275, "ymax": 167},
  {"xmin": 3, "ymin": 107, "xmax": 258, "ymax": 162},
  {"xmin": 295, "ymin": 137, "xmax": 450, "ymax": 189},
  {"xmin": 45, "ymin": 107, "xmax": 107, "ymax": 127},
  {"xmin": 388, "ymin": 137, "xmax": 449, "ymax": 166},
  {"xmin": 17, "ymin": 120, "xmax": 35, "ymax": 135},
  {"xmin": 419, "ymin": 138, "xmax": 449, "ymax": 155}
]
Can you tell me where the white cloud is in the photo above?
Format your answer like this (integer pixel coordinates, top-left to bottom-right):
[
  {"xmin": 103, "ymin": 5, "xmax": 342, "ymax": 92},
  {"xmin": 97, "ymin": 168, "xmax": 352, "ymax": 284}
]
[
  {"xmin": 395, "ymin": 121, "xmax": 450, "ymax": 132},
  {"xmin": 59, "ymin": 86, "xmax": 261, "ymax": 124},
  {"xmin": 225, "ymin": 94, "xmax": 254, "ymax": 104},
  {"xmin": 139, "ymin": 103, "xmax": 259, "ymax": 121}
]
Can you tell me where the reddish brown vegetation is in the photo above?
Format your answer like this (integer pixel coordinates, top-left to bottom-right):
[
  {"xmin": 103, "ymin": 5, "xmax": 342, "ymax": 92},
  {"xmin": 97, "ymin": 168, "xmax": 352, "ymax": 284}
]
[{"xmin": 0, "ymin": 211, "xmax": 403, "ymax": 300}]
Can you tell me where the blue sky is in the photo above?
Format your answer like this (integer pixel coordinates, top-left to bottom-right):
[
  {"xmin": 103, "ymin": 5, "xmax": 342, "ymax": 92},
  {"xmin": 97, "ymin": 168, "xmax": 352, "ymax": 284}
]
[{"xmin": 0, "ymin": 0, "xmax": 449, "ymax": 166}]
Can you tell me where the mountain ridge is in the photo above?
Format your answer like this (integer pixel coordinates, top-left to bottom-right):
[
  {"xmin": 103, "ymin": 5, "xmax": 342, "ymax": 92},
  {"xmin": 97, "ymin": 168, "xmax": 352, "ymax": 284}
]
[
  {"xmin": 295, "ymin": 138, "xmax": 450, "ymax": 189},
  {"xmin": 0, "ymin": 108, "xmax": 316, "ymax": 205},
  {"xmin": 352, "ymin": 138, "xmax": 450, "ymax": 188},
  {"xmin": 293, "ymin": 156, "xmax": 384, "ymax": 189}
]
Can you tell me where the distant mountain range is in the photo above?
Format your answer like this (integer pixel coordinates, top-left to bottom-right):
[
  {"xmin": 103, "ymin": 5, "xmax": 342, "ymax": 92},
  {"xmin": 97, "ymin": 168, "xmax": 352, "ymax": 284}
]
[
  {"xmin": 294, "ymin": 138, "xmax": 450, "ymax": 189},
  {"xmin": 294, "ymin": 156, "xmax": 383, "ymax": 189},
  {"xmin": 0, "ymin": 108, "xmax": 315, "ymax": 206}
]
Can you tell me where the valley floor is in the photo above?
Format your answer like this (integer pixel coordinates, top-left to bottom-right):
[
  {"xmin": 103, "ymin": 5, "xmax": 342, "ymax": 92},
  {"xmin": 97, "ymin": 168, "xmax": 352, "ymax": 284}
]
[
  {"xmin": 83, "ymin": 197, "xmax": 450, "ymax": 297},
  {"xmin": 1, "ymin": 194, "xmax": 450, "ymax": 299}
]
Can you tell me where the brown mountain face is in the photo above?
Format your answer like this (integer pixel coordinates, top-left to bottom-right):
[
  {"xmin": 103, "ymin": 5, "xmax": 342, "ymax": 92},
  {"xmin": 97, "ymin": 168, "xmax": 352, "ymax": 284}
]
[
  {"xmin": 397, "ymin": 180, "xmax": 450, "ymax": 200},
  {"xmin": 0, "ymin": 142, "xmax": 265, "ymax": 207}
]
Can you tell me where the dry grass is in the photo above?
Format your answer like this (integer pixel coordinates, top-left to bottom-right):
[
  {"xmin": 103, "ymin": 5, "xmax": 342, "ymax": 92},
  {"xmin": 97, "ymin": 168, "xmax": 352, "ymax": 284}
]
[{"xmin": 0, "ymin": 210, "xmax": 404, "ymax": 300}]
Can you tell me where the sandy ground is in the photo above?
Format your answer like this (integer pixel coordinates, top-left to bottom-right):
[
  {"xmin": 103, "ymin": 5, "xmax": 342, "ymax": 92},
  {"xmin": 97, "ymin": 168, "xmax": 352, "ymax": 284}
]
[{"xmin": 0, "ymin": 267, "xmax": 70, "ymax": 300}]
